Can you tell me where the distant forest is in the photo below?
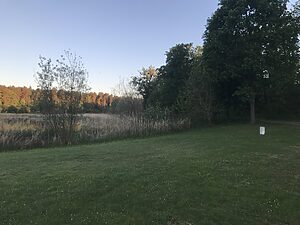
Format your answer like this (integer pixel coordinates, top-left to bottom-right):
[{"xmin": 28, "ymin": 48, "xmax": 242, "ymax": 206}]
[{"xmin": 0, "ymin": 85, "xmax": 116, "ymax": 113}]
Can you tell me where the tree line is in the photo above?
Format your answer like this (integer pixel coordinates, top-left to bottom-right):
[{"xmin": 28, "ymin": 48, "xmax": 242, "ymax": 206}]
[
  {"xmin": 0, "ymin": 85, "xmax": 115, "ymax": 113},
  {"xmin": 131, "ymin": 0, "xmax": 300, "ymax": 124}
]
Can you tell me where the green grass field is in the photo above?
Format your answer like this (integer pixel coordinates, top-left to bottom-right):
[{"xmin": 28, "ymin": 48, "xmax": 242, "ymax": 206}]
[{"xmin": 0, "ymin": 124, "xmax": 299, "ymax": 225}]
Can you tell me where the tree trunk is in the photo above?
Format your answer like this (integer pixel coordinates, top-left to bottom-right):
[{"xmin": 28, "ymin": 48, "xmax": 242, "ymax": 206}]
[{"xmin": 250, "ymin": 93, "xmax": 255, "ymax": 124}]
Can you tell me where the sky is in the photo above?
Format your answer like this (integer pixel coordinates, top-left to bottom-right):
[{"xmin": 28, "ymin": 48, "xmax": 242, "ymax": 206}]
[{"xmin": 0, "ymin": 0, "xmax": 297, "ymax": 93}]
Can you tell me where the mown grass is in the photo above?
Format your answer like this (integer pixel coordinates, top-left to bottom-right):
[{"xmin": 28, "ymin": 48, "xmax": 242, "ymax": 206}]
[{"xmin": 0, "ymin": 124, "xmax": 299, "ymax": 225}]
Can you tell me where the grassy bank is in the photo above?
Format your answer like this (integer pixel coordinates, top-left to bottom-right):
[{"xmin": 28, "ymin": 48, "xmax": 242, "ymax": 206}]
[{"xmin": 0, "ymin": 124, "xmax": 299, "ymax": 225}]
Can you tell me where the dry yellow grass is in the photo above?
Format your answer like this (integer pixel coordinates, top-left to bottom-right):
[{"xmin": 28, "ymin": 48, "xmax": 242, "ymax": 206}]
[{"xmin": 0, "ymin": 113, "xmax": 190, "ymax": 150}]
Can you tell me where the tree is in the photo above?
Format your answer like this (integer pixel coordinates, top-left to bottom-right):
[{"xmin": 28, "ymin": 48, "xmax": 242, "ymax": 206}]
[
  {"xmin": 131, "ymin": 66, "xmax": 157, "ymax": 108},
  {"xmin": 202, "ymin": 0, "xmax": 299, "ymax": 123},
  {"xmin": 185, "ymin": 49, "xmax": 217, "ymax": 125},
  {"xmin": 293, "ymin": 0, "xmax": 300, "ymax": 18},
  {"xmin": 148, "ymin": 43, "xmax": 195, "ymax": 112},
  {"xmin": 36, "ymin": 50, "xmax": 90, "ymax": 144}
]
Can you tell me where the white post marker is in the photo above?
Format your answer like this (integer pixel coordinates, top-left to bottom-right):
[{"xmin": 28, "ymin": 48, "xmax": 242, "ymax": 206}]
[{"xmin": 260, "ymin": 126, "xmax": 266, "ymax": 135}]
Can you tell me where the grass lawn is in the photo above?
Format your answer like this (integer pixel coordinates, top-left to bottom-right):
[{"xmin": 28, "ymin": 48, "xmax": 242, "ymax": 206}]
[{"xmin": 0, "ymin": 124, "xmax": 299, "ymax": 225}]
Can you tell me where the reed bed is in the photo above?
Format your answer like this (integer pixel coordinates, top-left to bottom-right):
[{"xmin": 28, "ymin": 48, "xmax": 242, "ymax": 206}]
[
  {"xmin": 0, "ymin": 113, "xmax": 190, "ymax": 151},
  {"xmin": 79, "ymin": 114, "xmax": 190, "ymax": 142},
  {"xmin": 0, "ymin": 114, "xmax": 43, "ymax": 150}
]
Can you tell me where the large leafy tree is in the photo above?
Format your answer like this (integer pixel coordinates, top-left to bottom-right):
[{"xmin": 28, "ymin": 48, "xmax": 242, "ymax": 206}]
[
  {"xmin": 202, "ymin": 0, "xmax": 299, "ymax": 123},
  {"xmin": 131, "ymin": 66, "xmax": 158, "ymax": 109},
  {"xmin": 185, "ymin": 49, "xmax": 217, "ymax": 125},
  {"xmin": 150, "ymin": 43, "xmax": 195, "ymax": 111}
]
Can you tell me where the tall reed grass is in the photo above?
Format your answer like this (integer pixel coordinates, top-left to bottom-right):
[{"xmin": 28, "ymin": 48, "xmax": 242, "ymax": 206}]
[
  {"xmin": 0, "ymin": 113, "xmax": 190, "ymax": 151},
  {"xmin": 79, "ymin": 114, "xmax": 190, "ymax": 142}
]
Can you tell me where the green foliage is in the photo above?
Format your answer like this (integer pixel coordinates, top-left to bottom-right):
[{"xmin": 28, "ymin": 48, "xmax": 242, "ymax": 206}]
[
  {"xmin": 202, "ymin": 0, "xmax": 300, "ymax": 123},
  {"xmin": 148, "ymin": 43, "xmax": 195, "ymax": 112},
  {"xmin": 131, "ymin": 66, "xmax": 158, "ymax": 108},
  {"xmin": 143, "ymin": 104, "xmax": 173, "ymax": 121},
  {"xmin": 6, "ymin": 105, "xmax": 18, "ymax": 113},
  {"xmin": 185, "ymin": 52, "xmax": 217, "ymax": 125}
]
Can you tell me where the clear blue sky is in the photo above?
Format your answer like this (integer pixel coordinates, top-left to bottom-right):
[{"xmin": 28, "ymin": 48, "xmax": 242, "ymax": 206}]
[{"xmin": 0, "ymin": 0, "xmax": 296, "ymax": 93}]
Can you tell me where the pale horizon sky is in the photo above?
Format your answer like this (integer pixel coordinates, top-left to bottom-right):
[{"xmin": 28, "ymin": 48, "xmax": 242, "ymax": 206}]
[{"xmin": 0, "ymin": 0, "xmax": 297, "ymax": 93}]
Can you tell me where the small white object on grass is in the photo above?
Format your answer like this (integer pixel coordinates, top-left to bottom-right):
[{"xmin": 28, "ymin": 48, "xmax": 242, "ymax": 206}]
[{"xmin": 260, "ymin": 126, "xmax": 266, "ymax": 135}]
